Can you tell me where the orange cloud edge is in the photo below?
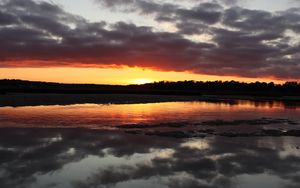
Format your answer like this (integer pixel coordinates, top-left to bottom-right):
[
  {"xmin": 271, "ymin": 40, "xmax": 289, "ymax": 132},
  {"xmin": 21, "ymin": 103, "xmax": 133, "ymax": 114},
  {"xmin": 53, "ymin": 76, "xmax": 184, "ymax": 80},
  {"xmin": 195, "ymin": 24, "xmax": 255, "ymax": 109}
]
[{"xmin": 0, "ymin": 60, "xmax": 298, "ymax": 85}]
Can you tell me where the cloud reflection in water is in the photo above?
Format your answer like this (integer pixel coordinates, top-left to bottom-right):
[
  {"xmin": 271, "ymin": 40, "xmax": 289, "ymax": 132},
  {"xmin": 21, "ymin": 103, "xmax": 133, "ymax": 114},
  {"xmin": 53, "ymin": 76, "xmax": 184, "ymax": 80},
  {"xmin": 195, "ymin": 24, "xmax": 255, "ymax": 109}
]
[{"xmin": 0, "ymin": 129, "xmax": 299, "ymax": 188}]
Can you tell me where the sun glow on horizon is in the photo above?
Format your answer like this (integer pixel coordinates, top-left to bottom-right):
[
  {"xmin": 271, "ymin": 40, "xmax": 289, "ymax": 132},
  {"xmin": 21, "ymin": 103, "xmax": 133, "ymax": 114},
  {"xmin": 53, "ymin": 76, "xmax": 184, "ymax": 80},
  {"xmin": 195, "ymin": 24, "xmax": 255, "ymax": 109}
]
[
  {"xmin": 0, "ymin": 67, "xmax": 290, "ymax": 85},
  {"xmin": 131, "ymin": 78, "xmax": 154, "ymax": 85}
]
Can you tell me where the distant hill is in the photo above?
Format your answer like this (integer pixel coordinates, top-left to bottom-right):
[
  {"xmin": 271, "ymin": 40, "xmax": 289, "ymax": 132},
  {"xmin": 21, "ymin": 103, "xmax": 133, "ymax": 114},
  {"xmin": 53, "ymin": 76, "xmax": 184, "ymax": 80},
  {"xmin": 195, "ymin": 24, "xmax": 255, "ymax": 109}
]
[{"xmin": 1, "ymin": 79, "xmax": 300, "ymax": 96}]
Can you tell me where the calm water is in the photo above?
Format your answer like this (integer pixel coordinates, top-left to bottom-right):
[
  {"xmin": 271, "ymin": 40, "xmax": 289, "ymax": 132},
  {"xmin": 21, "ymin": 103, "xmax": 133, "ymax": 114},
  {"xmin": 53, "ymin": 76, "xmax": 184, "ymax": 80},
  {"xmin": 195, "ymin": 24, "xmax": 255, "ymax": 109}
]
[
  {"xmin": 1, "ymin": 101, "xmax": 300, "ymax": 128},
  {"xmin": 1, "ymin": 100, "xmax": 300, "ymax": 188}
]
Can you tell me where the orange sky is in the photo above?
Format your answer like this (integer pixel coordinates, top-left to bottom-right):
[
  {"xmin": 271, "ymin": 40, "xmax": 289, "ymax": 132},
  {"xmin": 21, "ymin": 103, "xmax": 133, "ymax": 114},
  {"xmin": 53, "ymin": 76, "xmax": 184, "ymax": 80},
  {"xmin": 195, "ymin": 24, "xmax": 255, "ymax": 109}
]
[
  {"xmin": 0, "ymin": 67, "xmax": 286, "ymax": 85},
  {"xmin": 1, "ymin": 0, "xmax": 300, "ymax": 83}
]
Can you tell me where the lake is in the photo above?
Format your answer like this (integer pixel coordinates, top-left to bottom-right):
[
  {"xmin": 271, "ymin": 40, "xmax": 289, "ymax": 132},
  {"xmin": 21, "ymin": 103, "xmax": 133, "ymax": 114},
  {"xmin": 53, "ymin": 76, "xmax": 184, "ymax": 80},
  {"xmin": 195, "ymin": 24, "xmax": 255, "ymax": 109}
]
[{"xmin": 0, "ymin": 98, "xmax": 300, "ymax": 188}]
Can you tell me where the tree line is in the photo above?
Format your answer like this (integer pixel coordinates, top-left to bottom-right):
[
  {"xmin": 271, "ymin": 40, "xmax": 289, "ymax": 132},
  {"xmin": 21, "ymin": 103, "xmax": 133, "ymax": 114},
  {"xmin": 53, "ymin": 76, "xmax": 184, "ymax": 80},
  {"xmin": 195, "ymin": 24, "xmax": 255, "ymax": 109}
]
[{"xmin": 1, "ymin": 79, "xmax": 299, "ymax": 96}]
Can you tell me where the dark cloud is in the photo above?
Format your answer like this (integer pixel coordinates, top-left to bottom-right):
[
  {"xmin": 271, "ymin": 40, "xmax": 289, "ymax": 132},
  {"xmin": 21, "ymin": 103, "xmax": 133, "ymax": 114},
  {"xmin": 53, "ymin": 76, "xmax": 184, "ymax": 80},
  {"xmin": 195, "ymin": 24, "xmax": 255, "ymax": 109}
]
[
  {"xmin": 0, "ymin": 0, "xmax": 300, "ymax": 79},
  {"xmin": 96, "ymin": 0, "xmax": 135, "ymax": 7},
  {"xmin": 220, "ymin": 0, "xmax": 241, "ymax": 5},
  {"xmin": 176, "ymin": 3, "xmax": 223, "ymax": 24},
  {"xmin": 0, "ymin": 11, "xmax": 18, "ymax": 25}
]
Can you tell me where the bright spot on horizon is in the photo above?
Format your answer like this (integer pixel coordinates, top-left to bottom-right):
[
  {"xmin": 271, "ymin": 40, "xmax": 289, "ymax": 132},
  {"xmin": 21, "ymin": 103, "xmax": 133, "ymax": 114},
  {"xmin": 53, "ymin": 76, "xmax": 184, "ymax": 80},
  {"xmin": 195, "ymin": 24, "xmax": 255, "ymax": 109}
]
[{"xmin": 131, "ymin": 78, "xmax": 154, "ymax": 85}]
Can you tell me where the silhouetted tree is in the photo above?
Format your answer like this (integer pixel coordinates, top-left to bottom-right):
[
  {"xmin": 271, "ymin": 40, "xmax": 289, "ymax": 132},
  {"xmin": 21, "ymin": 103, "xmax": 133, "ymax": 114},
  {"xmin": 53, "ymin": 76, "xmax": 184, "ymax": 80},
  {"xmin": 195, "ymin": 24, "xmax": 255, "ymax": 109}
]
[{"xmin": 1, "ymin": 79, "xmax": 300, "ymax": 96}]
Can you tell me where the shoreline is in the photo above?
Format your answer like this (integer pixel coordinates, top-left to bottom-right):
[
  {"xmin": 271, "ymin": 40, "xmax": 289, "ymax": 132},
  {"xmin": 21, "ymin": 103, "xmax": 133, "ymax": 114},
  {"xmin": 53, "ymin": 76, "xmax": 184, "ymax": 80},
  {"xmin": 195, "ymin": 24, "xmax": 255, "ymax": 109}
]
[
  {"xmin": 1, "ymin": 92, "xmax": 300, "ymax": 107},
  {"xmin": 0, "ymin": 126, "xmax": 300, "ymax": 138}
]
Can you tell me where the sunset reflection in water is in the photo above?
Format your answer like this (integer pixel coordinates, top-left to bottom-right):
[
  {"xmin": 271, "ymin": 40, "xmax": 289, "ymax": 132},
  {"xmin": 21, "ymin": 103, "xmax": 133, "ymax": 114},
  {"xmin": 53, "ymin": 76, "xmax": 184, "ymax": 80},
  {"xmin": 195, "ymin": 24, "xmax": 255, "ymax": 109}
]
[{"xmin": 0, "ymin": 100, "xmax": 299, "ymax": 129}]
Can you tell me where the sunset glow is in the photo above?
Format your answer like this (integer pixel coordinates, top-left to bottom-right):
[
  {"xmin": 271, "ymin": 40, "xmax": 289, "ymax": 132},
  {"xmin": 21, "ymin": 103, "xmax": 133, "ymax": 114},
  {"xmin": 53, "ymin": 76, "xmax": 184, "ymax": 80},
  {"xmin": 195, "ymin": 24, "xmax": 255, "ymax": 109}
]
[
  {"xmin": 1, "ymin": 1, "xmax": 300, "ymax": 188},
  {"xmin": 131, "ymin": 78, "xmax": 154, "ymax": 85},
  {"xmin": 0, "ymin": 0, "xmax": 300, "ymax": 83},
  {"xmin": 0, "ymin": 67, "xmax": 287, "ymax": 85}
]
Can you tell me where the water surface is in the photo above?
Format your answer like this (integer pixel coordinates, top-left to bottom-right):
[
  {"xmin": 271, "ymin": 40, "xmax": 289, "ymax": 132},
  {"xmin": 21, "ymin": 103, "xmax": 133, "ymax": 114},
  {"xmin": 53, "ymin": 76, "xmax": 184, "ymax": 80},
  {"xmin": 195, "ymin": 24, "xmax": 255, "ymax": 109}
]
[
  {"xmin": 0, "ymin": 129, "xmax": 300, "ymax": 188},
  {"xmin": 1, "ymin": 99, "xmax": 300, "ymax": 188},
  {"xmin": 1, "ymin": 100, "xmax": 299, "ymax": 129}
]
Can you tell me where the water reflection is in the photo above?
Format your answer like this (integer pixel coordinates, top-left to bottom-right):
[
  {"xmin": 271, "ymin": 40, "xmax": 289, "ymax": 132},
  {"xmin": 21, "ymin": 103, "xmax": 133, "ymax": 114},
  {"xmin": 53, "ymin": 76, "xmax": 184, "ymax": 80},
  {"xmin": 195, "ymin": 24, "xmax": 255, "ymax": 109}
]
[
  {"xmin": 1, "ymin": 100, "xmax": 300, "ymax": 188},
  {"xmin": 0, "ymin": 101, "xmax": 299, "ymax": 129},
  {"xmin": 0, "ymin": 129, "xmax": 299, "ymax": 188}
]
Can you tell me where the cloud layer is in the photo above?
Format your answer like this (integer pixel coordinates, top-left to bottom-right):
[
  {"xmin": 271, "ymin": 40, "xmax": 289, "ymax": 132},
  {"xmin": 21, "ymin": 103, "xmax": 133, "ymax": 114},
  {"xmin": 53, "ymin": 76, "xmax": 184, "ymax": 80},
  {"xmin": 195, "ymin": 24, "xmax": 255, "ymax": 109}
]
[{"xmin": 0, "ymin": 0, "xmax": 300, "ymax": 79}]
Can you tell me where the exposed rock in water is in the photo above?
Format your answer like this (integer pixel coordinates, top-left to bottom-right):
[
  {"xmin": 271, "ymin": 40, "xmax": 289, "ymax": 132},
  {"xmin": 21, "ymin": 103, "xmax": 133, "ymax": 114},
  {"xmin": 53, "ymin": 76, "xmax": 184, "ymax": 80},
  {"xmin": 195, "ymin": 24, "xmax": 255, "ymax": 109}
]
[
  {"xmin": 145, "ymin": 130, "xmax": 206, "ymax": 138},
  {"xmin": 283, "ymin": 129, "xmax": 300, "ymax": 136},
  {"xmin": 116, "ymin": 122, "xmax": 186, "ymax": 129},
  {"xmin": 124, "ymin": 128, "xmax": 300, "ymax": 138},
  {"xmin": 201, "ymin": 118, "xmax": 299, "ymax": 126}
]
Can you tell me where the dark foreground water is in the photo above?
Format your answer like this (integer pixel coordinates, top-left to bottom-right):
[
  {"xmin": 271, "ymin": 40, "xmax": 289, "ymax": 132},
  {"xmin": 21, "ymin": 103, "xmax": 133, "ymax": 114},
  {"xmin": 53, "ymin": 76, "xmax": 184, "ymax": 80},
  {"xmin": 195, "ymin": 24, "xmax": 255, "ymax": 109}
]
[{"xmin": 1, "ymin": 99, "xmax": 300, "ymax": 188}]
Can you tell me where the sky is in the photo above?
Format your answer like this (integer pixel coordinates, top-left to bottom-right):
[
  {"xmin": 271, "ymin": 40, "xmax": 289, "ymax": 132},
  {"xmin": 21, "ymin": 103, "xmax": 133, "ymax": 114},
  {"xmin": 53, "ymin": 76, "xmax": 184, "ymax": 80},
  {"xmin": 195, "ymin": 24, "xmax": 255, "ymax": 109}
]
[{"xmin": 0, "ymin": 0, "xmax": 300, "ymax": 84}]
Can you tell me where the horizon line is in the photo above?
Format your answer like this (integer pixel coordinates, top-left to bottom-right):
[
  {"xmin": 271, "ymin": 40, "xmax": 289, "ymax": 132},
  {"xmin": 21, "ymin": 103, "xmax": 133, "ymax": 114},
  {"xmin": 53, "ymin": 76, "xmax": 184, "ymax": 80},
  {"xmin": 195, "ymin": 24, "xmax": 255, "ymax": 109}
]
[{"xmin": 1, "ymin": 78, "xmax": 299, "ymax": 86}]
